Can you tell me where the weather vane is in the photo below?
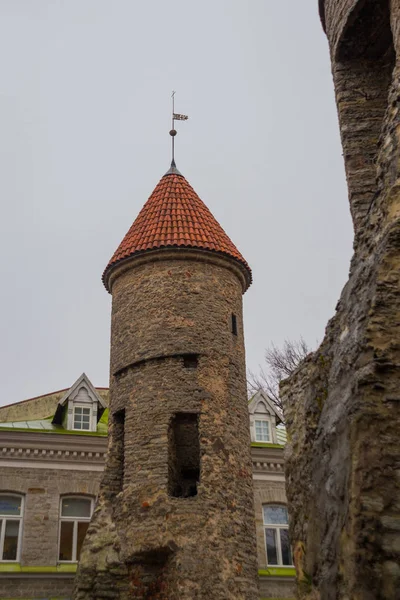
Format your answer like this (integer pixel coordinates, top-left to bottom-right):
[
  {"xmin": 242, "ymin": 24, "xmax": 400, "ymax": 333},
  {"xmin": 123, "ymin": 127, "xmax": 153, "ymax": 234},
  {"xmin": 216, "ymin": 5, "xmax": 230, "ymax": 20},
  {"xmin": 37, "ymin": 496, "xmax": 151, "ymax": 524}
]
[{"xmin": 170, "ymin": 91, "xmax": 188, "ymax": 165}]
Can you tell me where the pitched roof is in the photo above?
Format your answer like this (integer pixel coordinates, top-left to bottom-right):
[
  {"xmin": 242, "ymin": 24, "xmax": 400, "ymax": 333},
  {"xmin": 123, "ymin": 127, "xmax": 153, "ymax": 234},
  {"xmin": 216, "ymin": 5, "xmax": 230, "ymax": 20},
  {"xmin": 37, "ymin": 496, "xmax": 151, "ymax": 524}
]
[
  {"xmin": 0, "ymin": 415, "xmax": 108, "ymax": 436},
  {"xmin": 248, "ymin": 389, "xmax": 284, "ymax": 425},
  {"xmin": 103, "ymin": 166, "xmax": 252, "ymax": 291},
  {"xmin": 52, "ymin": 373, "xmax": 106, "ymax": 426},
  {"xmin": 56, "ymin": 373, "xmax": 107, "ymax": 411}
]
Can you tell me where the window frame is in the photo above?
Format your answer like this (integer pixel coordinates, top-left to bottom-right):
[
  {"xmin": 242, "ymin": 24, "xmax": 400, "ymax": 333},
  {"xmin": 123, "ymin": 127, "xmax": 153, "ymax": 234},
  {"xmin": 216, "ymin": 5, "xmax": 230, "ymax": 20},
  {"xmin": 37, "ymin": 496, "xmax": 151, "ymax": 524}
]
[
  {"xmin": 72, "ymin": 404, "xmax": 92, "ymax": 431},
  {"xmin": 0, "ymin": 493, "xmax": 24, "ymax": 563},
  {"xmin": 254, "ymin": 418, "xmax": 271, "ymax": 442},
  {"xmin": 263, "ymin": 504, "xmax": 292, "ymax": 567},
  {"xmin": 58, "ymin": 496, "xmax": 94, "ymax": 563}
]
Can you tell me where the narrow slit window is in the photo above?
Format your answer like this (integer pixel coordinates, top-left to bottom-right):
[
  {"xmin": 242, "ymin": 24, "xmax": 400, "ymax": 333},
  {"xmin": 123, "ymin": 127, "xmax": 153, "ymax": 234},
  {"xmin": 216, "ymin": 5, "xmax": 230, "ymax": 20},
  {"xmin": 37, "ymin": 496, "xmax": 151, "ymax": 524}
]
[
  {"xmin": 168, "ymin": 413, "xmax": 200, "ymax": 498},
  {"xmin": 231, "ymin": 313, "xmax": 238, "ymax": 336},
  {"xmin": 113, "ymin": 409, "xmax": 125, "ymax": 493}
]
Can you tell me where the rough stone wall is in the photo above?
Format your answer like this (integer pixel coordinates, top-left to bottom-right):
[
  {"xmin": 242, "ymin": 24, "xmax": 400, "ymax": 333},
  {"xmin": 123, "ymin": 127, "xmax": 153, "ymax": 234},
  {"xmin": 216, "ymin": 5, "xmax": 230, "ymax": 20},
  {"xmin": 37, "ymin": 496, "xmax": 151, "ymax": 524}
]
[
  {"xmin": 326, "ymin": 0, "xmax": 395, "ymax": 234},
  {"xmin": 0, "ymin": 465, "xmax": 101, "ymax": 598},
  {"xmin": 74, "ymin": 253, "xmax": 259, "ymax": 600},
  {"xmin": 322, "ymin": 0, "xmax": 358, "ymax": 50},
  {"xmin": 282, "ymin": 1, "xmax": 400, "ymax": 598}
]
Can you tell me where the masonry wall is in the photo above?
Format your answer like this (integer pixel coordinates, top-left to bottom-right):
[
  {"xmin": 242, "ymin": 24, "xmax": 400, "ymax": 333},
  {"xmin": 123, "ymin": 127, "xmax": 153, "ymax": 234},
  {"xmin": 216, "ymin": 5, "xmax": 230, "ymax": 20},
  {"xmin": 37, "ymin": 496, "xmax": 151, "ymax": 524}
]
[
  {"xmin": 1, "ymin": 575, "xmax": 74, "ymax": 599},
  {"xmin": 0, "ymin": 466, "xmax": 102, "ymax": 599},
  {"xmin": 253, "ymin": 480, "xmax": 287, "ymax": 570},
  {"xmin": 253, "ymin": 480, "xmax": 295, "ymax": 600},
  {"xmin": 73, "ymin": 253, "xmax": 260, "ymax": 600},
  {"xmin": 0, "ymin": 450, "xmax": 292, "ymax": 599},
  {"xmin": 321, "ymin": 0, "xmax": 358, "ymax": 50},
  {"xmin": 282, "ymin": 1, "xmax": 400, "ymax": 598}
]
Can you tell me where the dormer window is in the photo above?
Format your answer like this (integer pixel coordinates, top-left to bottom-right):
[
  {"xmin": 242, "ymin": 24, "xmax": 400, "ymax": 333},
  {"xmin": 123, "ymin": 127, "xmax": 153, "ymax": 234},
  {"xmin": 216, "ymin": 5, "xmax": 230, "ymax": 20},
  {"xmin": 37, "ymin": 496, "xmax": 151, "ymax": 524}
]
[
  {"xmin": 255, "ymin": 419, "xmax": 270, "ymax": 442},
  {"xmin": 51, "ymin": 373, "xmax": 107, "ymax": 433},
  {"xmin": 248, "ymin": 390, "xmax": 284, "ymax": 445},
  {"xmin": 73, "ymin": 406, "xmax": 92, "ymax": 431}
]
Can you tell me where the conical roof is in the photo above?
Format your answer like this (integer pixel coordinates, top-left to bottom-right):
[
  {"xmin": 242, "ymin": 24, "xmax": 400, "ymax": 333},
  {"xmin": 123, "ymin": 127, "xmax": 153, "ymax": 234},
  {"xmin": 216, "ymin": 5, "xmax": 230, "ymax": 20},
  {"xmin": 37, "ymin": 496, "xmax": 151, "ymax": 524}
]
[{"xmin": 103, "ymin": 166, "xmax": 252, "ymax": 291}]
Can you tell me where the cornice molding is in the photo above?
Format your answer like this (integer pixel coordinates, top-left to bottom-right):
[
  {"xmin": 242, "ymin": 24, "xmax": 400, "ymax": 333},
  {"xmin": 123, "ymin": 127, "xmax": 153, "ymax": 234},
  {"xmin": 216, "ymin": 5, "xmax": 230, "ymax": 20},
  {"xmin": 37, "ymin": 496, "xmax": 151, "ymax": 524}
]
[
  {"xmin": 251, "ymin": 444, "xmax": 285, "ymax": 475},
  {"xmin": 0, "ymin": 431, "xmax": 107, "ymax": 467},
  {"xmin": 0, "ymin": 431, "xmax": 285, "ymax": 474}
]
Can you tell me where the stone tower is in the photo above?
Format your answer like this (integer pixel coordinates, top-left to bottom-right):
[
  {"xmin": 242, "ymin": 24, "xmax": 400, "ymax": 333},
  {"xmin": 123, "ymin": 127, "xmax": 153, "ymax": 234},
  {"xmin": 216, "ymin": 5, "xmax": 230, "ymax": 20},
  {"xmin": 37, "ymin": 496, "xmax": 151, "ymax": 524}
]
[
  {"xmin": 73, "ymin": 162, "xmax": 259, "ymax": 599},
  {"xmin": 282, "ymin": 2, "xmax": 400, "ymax": 599}
]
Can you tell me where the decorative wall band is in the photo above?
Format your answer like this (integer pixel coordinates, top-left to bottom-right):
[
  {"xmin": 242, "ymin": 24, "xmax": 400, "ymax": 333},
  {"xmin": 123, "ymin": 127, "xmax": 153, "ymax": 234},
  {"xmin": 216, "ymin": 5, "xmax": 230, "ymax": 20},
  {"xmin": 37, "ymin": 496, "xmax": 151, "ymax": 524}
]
[{"xmin": 0, "ymin": 446, "xmax": 106, "ymax": 462}]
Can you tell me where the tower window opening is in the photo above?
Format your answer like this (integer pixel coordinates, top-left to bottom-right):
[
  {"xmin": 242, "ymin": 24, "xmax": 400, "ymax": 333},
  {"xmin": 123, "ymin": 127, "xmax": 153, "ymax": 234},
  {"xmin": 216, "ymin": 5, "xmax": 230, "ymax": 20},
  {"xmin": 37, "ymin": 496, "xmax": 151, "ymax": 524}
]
[
  {"xmin": 183, "ymin": 354, "xmax": 198, "ymax": 369},
  {"xmin": 113, "ymin": 408, "xmax": 125, "ymax": 493},
  {"xmin": 231, "ymin": 314, "xmax": 238, "ymax": 336},
  {"xmin": 168, "ymin": 413, "xmax": 200, "ymax": 498}
]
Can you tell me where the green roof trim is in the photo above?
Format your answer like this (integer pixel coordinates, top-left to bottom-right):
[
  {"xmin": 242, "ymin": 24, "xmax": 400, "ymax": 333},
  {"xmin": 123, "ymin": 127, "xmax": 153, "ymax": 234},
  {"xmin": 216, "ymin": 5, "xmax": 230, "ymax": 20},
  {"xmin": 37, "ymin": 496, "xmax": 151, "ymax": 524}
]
[
  {"xmin": 0, "ymin": 424, "xmax": 107, "ymax": 436},
  {"xmin": 0, "ymin": 412, "xmax": 108, "ymax": 436},
  {"xmin": 0, "ymin": 563, "xmax": 77, "ymax": 573},
  {"xmin": 251, "ymin": 442, "xmax": 284, "ymax": 449},
  {"xmin": 258, "ymin": 567, "xmax": 296, "ymax": 578},
  {"xmin": 0, "ymin": 404, "xmax": 109, "ymax": 436}
]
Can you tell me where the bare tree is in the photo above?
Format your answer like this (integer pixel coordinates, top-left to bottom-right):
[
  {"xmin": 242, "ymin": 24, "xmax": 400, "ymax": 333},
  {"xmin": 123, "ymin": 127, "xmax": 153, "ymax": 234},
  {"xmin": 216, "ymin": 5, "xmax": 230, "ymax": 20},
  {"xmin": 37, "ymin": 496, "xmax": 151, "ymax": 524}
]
[{"xmin": 248, "ymin": 338, "xmax": 311, "ymax": 416}]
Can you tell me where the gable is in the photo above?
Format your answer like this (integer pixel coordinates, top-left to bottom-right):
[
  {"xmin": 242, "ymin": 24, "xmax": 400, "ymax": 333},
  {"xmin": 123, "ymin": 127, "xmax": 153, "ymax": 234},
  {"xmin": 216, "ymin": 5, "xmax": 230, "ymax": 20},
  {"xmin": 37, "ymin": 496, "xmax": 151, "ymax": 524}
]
[
  {"xmin": 254, "ymin": 399, "xmax": 271, "ymax": 416},
  {"xmin": 52, "ymin": 373, "xmax": 106, "ymax": 428},
  {"xmin": 71, "ymin": 385, "xmax": 97, "ymax": 405},
  {"xmin": 248, "ymin": 390, "xmax": 282, "ymax": 423}
]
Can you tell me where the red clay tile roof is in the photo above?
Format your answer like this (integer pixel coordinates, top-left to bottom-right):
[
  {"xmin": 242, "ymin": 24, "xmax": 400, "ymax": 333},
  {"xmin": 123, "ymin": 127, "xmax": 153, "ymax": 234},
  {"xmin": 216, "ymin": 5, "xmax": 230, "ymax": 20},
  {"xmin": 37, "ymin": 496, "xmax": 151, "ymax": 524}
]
[{"xmin": 103, "ymin": 169, "xmax": 251, "ymax": 290}]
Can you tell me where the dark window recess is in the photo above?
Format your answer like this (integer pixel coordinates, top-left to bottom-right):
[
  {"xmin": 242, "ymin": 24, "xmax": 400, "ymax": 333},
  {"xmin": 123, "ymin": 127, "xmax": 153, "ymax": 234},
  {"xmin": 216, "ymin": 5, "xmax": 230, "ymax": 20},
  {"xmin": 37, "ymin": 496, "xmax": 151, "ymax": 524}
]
[
  {"xmin": 231, "ymin": 313, "xmax": 238, "ymax": 336},
  {"xmin": 113, "ymin": 409, "xmax": 125, "ymax": 493},
  {"xmin": 168, "ymin": 413, "xmax": 200, "ymax": 498},
  {"xmin": 183, "ymin": 354, "xmax": 198, "ymax": 369}
]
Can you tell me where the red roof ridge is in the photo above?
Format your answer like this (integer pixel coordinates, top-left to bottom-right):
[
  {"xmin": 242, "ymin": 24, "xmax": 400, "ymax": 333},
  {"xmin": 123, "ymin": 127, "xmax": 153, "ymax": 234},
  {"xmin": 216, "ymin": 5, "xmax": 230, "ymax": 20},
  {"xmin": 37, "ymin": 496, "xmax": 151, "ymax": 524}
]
[{"xmin": 103, "ymin": 169, "xmax": 252, "ymax": 291}]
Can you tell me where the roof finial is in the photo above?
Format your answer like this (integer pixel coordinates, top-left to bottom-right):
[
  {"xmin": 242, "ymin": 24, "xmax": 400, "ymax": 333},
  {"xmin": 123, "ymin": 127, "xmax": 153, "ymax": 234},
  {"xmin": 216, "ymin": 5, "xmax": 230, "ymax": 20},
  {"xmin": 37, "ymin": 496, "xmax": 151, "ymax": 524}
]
[{"xmin": 169, "ymin": 91, "xmax": 188, "ymax": 168}]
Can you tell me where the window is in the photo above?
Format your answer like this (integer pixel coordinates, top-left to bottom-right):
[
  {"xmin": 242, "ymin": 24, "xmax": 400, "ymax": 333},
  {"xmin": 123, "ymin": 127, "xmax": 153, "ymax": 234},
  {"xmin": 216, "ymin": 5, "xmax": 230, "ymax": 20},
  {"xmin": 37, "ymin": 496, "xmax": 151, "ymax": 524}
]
[
  {"xmin": 255, "ymin": 419, "xmax": 270, "ymax": 442},
  {"xmin": 231, "ymin": 313, "xmax": 238, "ymax": 336},
  {"xmin": 168, "ymin": 413, "xmax": 200, "ymax": 498},
  {"xmin": 263, "ymin": 505, "xmax": 292, "ymax": 566},
  {"xmin": 59, "ymin": 497, "xmax": 93, "ymax": 562},
  {"xmin": 0, "ymin": 494, "xmax": 23, "ymax": 562},
  {"xmin": 73, "ymin": 406, "xmax": 91, "ymax": 430}
]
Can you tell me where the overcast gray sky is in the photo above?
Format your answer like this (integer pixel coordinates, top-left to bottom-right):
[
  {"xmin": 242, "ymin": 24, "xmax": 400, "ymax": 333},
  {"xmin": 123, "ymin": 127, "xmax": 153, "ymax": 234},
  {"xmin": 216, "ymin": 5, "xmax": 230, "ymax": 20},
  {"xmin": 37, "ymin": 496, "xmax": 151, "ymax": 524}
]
[{"xmin": 0, "ymin": 1, "xmax": 352, "ymax": 406}]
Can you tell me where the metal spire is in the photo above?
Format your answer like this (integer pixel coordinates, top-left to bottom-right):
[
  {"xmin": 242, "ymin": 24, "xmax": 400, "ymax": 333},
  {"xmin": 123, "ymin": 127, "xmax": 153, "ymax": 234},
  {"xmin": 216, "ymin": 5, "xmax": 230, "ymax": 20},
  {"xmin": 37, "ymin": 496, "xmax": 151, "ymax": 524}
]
[{"xmin": 168, "ymin": 91, "xmax": 188, "ymax": 173}]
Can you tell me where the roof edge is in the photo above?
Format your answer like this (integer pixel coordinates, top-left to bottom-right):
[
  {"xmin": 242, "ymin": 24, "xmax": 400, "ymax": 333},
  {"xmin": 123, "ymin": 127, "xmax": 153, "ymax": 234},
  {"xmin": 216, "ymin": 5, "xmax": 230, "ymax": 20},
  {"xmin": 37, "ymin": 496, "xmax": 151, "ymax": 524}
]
[
  {"xmin": 103, "ymin": 246, "xmax": 252, "ymax": 294},
  {"xmin": 0, "ymin": 386, "xmax": 109, "ymax": 411}
]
